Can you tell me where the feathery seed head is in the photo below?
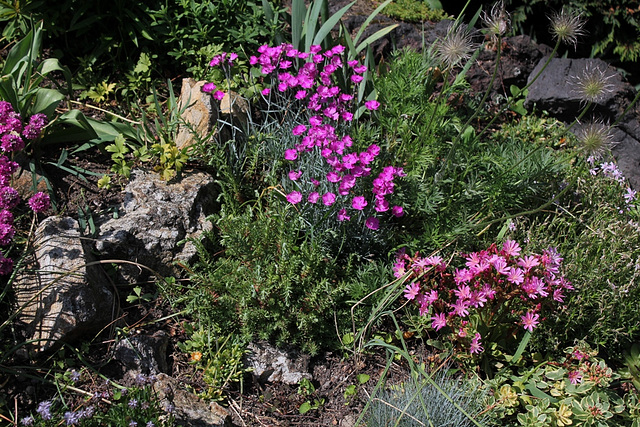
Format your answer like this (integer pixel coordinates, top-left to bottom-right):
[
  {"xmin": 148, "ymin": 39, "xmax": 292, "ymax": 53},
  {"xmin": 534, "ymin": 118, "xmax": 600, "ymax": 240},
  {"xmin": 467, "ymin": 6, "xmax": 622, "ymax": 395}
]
[
  {"xmin": 435, "ymin": 23, "xmax": 477, "ymax": 69},
  {"xmin": 549, "ymin": 8, "xmax": 586, "ymax": 48},
  {"xmin": 482, "ymin": 1, "xmax": 510, "ymax": 40},
  {"xmin": 575, "ymin": 119, "xmax": 617, "ymax": 158},
  {"xmin": 571, "ymin": 63, "xmax": 615, "ymax": 104}
]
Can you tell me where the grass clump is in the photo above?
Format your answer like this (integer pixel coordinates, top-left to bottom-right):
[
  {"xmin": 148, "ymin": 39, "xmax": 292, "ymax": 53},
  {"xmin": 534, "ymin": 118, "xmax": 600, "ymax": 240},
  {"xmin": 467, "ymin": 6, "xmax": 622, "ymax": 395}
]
[{"xmin": 383, "ymin": 0, "xmax": 451, "ymax": 23}]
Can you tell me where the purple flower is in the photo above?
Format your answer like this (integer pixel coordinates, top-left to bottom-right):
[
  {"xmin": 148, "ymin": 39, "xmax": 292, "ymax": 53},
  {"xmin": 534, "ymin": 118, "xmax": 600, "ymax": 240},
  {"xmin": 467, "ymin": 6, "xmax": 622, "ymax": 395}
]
[
  {"xmin": 469, "ymin": 333, "xmax": 483, "ymax": 354},
  {"xmin": 521, "ymin": 311, "xmax": 540, "ymax": 332},
  {"xmin": 0, "ymin": 186, "xmax": 20, "ymax": 209},
  {"xmin": 0, "ymin": 254, "xmax": 13, "ymax": 275},
  {"xmin": 37, "ymin": 401, "xmax": 53, "ymax": 421},
  {"xmin": 1, "ymin": 132, "xmax": 25, "ymax": 152},
  {"xmin": 0, "ymin": 209, "xmax": 12, "ymax": 224},
  {"xmin": 64, "ymin": 410, "xmax": 81, "ymax": 425},
  {"xmin": 28, "ymin": 192, "xmax": 50, "ymax": 213},
  {"xmin": 0, "ymin": 223, "xmax": 14, "ymax": 245},
  {"xmin": 213, "ymin": 91, "xmax": 225, "ymax": 101},
  {"xmin": 392, "ymin": 206, "xmax": 404, "ymax": 217},
  {"xmin": 307, "ymin": 192, "xmax": 319, "ymax": 204},
  {"xmin": 20, "ymin": 416, "xmax": 35, "ymax": 426},
  {"xmin": 404, "ymin": 282, "xmax": 420, "ymax": 300}
]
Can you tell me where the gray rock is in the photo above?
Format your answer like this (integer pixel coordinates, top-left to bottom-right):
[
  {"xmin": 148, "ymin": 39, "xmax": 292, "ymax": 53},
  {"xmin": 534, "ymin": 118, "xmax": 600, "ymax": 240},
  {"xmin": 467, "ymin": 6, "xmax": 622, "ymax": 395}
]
[
  {"xmin": 175, "ymin": 78, "xmax": 220, "ymax": 151},
  {"xmin": 114, "ymin": 331, "xmax": 170, "ymax": 376},
  {"xmin": 524, "ymin": 57, "xmax": 634, "ymax": 121},
  {"xmin": 245, "ymin": 341, "xmax": 311, "ymax": 385},
  {"xmin": 612, "ymin": 117, "xmax": 640, "ymax": 190},
  {"xmin": 153, "ymin": 373, "xmax": 232, "ymax": 426},
  {"xmin": 14, "ymin": 217, "xmax": 114, "ymax": 353},
  {"xmin": 95, "ymin": 169, "xmax": 217, "ymax": 282}
]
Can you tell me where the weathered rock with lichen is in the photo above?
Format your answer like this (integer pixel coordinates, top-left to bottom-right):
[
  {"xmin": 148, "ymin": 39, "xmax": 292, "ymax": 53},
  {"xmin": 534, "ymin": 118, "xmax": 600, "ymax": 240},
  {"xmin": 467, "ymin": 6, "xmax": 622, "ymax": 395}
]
[
  {"xmin": 95, "ymin": 169, "xmax": 217, "ymax": 283},
  {"xmin": 175, "ymin": 78, "xmax": 220, "ymax": 150},
  {"xmin": 14, "ymin": 217, "xmax": 114, "ymax": 353}
]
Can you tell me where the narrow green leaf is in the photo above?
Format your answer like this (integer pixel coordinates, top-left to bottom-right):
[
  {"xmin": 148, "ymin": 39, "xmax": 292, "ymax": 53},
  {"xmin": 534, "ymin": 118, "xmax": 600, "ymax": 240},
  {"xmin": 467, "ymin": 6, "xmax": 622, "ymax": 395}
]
[
  {"xmin": 312, "ymin": 1, "xmax": 355, "ymax": 47},
  {"xmin": 291, "ymin": 0, "xmax": 306, "ymax": 51},
  {"xmin": 355, "ymin": 24, "xmax": 398, "ymax": 56},
  {"xmin": 511, "ymin": 331, "xmax": 531, "ymax": 363},
  {"xmin": 353, "ymin": 0, "xmax": 393, "ymax": 48},
  {"xmin": 304, "ymin": 0, "xmax": 325, "ymax": 53}
]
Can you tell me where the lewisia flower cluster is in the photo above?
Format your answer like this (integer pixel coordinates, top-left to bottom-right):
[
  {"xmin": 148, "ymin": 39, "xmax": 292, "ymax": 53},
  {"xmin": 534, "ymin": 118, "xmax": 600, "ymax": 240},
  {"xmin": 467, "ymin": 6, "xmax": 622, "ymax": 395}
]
[
  {"xmin": 398, "ymin": 240, "xmax": 572, "ymax": 355},
  {"xmin": 207, "ymin": 44, "xmax": 404, "ymax": 230},
  {"xmin": 0, "ymin": 101, "xmax": 50, "ymax": 275}
]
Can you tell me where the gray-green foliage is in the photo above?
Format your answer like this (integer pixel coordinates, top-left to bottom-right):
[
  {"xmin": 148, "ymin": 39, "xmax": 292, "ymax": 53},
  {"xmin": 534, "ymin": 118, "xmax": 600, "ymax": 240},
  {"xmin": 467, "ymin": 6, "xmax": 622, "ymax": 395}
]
[
  {"xmin": 366, "ymin": 369, "xmax": 487, "ymax": 427},
  {"xmin": 519, "ymin": 159, "xmax": 640, "ymax": 363}
]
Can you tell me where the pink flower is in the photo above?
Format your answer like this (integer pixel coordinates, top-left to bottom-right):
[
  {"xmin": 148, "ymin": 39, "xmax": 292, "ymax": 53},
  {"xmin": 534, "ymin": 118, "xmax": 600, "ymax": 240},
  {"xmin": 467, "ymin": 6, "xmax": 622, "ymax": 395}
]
[
  {"xmin": 202, "ymin": 83, "xmax": 216, "ymax": 93},
  {"xmin": 365, "ymin": 217, "xmax": 379, "ymax": 230},
  {"xmin": 365, "ymin": 100, "xmax": 380, "ymax": 111},
  {"xmin": 470, "ymin": 333, "xmax": 483, "ymax": 354},
  {"xmin": 213, "ymin": 91, "xmax": 225, "ymax": 101},
  {"xmin": 262, "ymin": 88, "xmax": 271, "ymax": 96},
  {"xmin": 521, "ymin": 311, "xmax": 540, "ymax": 332},
  {"xmin": 337, "ymin": 208, "xmax": 351, "ymax": 221},
  {"xmin": 322, "ymin": 192, "xmax": 336, "ymax": 206},
  {"xmin": 292, "ymin": 125, "xmax": 307, "ymax": 136},
  {"xmin": 284, "ymin": 149, "xmax": 298, "ymax": 161},
  {"xmin": 351, "ymin": 196, "xmax": 367, "ymax": 210},
  {"xmin": 308, "ymin": 192, "xmax": 320, "ymax": 204},
  {"xmin": 392, "ymin": 206, "xmax": 404, "ymax": 217},
  {"xmin": 502, "ymin": 240, "xmax": 521, "ymax": 257},
  {"xmin": 568, "ymin": 370, "xmax": 583, "ymax": 385},
  {"xmin": 350, "ymin": 75, "xmax": 363, "ymax": 83},
  {"xmin": 288, "ymin": 170, "xmax": 302, "ymax": 181},
  {"xmin": 404, "ymin": 282, "xmax": 420, "ymax": 300},
  {"xmin": 431, "ymin": 313, "xmax": 447, "ymax": 330},
  {"xmin": 286, "ymin": 191, "xmax": 302, "ymax": 204},
  {"xmin": 326, "ymin": 171, "xmax": 341, "ymax": 183}
]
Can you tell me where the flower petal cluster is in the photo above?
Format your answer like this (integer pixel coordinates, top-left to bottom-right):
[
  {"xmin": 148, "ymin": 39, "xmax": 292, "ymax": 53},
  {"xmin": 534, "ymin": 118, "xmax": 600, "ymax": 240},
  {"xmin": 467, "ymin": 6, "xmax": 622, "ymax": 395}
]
[
  {"xmin": 399, "ymin": 240, "xmax": 572, "ymax": 355},
  {"xmin": 549, "ymin": 8, "xmax": 586, "ymax": 48},
  {"xmin": 0, "ymin": 102, "xmax": 51, "ymax": 275},
  {"xmin": 216, "ymin": 43, "xmax": 404, "ymax": 229}
]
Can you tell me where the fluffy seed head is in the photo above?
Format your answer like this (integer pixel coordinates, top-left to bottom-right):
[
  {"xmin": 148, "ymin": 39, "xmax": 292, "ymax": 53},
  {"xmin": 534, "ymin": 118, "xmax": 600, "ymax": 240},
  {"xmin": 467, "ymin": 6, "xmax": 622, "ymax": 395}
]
[
  {"xmin": 549, "ymin": 8, "xmax": 586, "ymax": 48},
  {"xmin": 435, "ymin": 23, "xmax": 476, "ymax": 69},
  {"xmin": 482, "ymin": 1, "xmax": 510, "ymax": 40},
  {"xmin": 571, "ymin": 63, "xmax": 615, "ymax": 104},
  {"xmin": 574, "ymin": 119, "xmax": 617, "ymax": 158}
]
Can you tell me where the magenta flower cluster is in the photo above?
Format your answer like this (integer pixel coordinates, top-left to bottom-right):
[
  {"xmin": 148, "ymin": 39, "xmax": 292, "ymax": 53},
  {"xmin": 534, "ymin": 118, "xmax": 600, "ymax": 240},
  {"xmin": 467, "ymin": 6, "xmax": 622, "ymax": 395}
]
[
  {"xmin": 397, "ymin": 240, "xmax": 572, "ymax": 355},
  {"xmin": 206, "ymin": 44, "xmax": 404, "ymax": 230},
  {"xmin": 0, "ymin": 101, "xmax": 50, "ymax": 275}
]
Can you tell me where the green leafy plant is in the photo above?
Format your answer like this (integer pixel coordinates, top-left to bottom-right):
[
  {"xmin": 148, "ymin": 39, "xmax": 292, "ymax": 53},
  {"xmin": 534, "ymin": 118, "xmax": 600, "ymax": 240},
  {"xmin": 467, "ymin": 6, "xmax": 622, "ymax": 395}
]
[
  {"xmin": 177, "ymin": 323, "xmax": 250, "ymax": 402},
  {"xmin": 484, "ymin": 342, "xmax": 640, "ymax": 426}
]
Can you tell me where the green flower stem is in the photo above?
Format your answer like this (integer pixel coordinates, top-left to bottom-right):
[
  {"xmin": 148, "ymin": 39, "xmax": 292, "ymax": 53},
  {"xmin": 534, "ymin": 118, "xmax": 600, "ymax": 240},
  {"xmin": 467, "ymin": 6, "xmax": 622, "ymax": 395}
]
[
  {"xmin": 436, "ymin": 37, "xmax": 503, "ymax": 182},
  {"xmin": 613, "ymin": 87, "xmax": 640, "ymax": 127},
  {"xmin": 472, "ymin": 37, "xmax": 564, "ymax": 147}
]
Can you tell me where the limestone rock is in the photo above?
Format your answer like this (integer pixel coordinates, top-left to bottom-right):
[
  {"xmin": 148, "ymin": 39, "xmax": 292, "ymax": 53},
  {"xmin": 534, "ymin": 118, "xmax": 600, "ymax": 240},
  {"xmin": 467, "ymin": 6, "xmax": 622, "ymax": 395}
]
[
  {"xmin": 153, "ymin": 373, "xmax": 232, "ymax": 427},
  {"xmin": 95, "ymin": 169, "xmax": 218, "ymax": 283},
  {"xmin": 175, "ymin": 78, "xmax": 219, "ymax": 150},
  {"xmin": 245, "ymin": 341, "xmax": 311, "ymax": 385},
  {"xmin": 14, "ymin": 217, "xmax": 114, "ymax": 353}
]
